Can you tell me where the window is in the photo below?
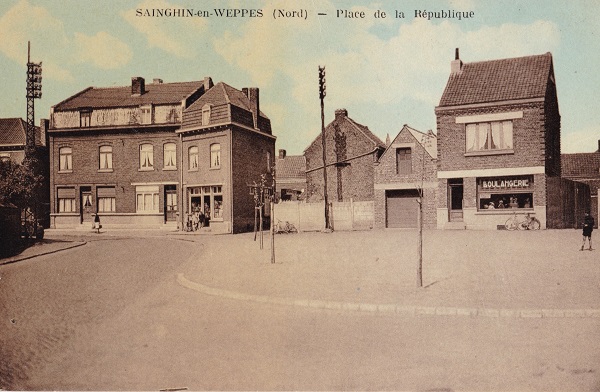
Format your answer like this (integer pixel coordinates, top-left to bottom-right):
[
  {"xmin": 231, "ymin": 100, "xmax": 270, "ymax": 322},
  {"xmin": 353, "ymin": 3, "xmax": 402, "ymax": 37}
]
[
  {"xmin": 80, "ymin": 110, "xmax": 91, "ymax": 127},
  {"xmin": 188, "ymin": 146, "xmax": 199, "ymax": 170},
  {"xmin": 99, "ymin": 146, "xmax": 113, "ymax": 171},
  {"xmin": 188, "ymin": 185, "xmax": 224, "ymax": 221},
  {"xmin": 136, "ymin": 185, "xmax": 159, "ymax": 213},
  {"xmin": 202, "ymin": 104, "xmax": 211, "ymax": 125},
  {"xmin": 59, "ymin": 147, "xmax": 72, "ymax": 171},
  {"xmin": 477, "ymin": 176, "xmax": 533, "ymax": 211},
  {"xmin": 213, "ymin": 186, "xmax": 223, "ymax": 219},
  {"xmin": 57, "ymin": 188, "xmax": 76, "ymax": 213},
  {"xmin": 97, "ymin": 187, "xmax": 116, "ymax": 212},
  {"xmin": 210, "ymin": 143, "xmax": 220, "ymax": 168},
  {"xmin": 141, "ymin": 106, "xmax": 152, "ymax": 125},
  {"xmin": 396, "ymin": 148, "xmax": 412, "ymax": 174},
  {"xmin": 267, "ymin": 151, "xmax": 271, "ymax": 173},
  {"xmin": 163, "ymin": 143, "xmax": 176, "ymax": 169},
  {"xmin": 466, "ymin": 121, "xmax": 513, "ymax": 153},
  {"xmin": 139, "ymin": 144, "xmax": 154, "ymax": 170}
]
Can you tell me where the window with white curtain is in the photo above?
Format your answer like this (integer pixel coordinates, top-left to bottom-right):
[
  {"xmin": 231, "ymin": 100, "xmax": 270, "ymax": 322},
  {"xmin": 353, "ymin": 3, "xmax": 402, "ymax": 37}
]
[
  {"xmin": 466, "ymin": 121, "xmax": 513, "ymax": 152},
  {"xmin": 99, "ymin": 145, "xmax": 113, "ymax": 171}
]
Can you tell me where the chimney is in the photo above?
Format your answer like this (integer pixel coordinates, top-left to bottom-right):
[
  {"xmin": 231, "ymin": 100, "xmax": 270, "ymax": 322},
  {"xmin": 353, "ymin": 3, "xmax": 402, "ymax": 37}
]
[
  {"xmin": 451, "ymin": 48, "xmax": 463, "ymax": 74},
  {"xmin": 131, "ymin": 76, "xmax": 145, "ymax": 95},
  {"xmin": 279, "ymin": 149, "xmax": 286, "ymax": 159},
  {"xmin": 152, "ymin": 78, "xmax": 163, "ymax": 84},
  {"xmin": 335, "ymin": 109, "xmax": 348, "ymax": 120},
  {"xmin": 39, "ymin": 118, "xmax": 49, "ymax": 147},
  {"xmin": 203, "ymin": 76, "xmax": 214, "ymax": 91},
  {"xmin": 385, "ymin": 133, "xmax": 391, "ymax": 146},
  {"xmin": 244, "ymin": 87, "xmax": 260, "ymax": 129}
]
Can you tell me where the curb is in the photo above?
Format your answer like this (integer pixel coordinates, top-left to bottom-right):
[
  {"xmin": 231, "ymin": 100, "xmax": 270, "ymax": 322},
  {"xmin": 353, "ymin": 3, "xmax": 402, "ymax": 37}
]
[
  {"xmin": 177, "ymin": 273, "xmax": 600, "ymax": 319},
  {"xmin": 0, "ymin": 241, "xmax": 87, "ymax": 266}
]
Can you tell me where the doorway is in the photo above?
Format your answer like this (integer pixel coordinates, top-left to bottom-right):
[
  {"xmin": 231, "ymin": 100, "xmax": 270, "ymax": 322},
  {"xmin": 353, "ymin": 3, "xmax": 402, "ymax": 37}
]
[
  {"xmin": 448, "ymin": 179, "xmax": 463, "ymax": 222},
  {"xmin": 80, "ymin": 186, "xmax": 94, "ymax": 224}
]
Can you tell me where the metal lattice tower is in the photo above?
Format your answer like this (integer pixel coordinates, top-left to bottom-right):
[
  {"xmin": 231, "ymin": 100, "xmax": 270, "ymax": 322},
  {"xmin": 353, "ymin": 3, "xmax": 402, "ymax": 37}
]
[{"xmin": 25, "ymin": 41, "xmax": 42, "ymax": 158}]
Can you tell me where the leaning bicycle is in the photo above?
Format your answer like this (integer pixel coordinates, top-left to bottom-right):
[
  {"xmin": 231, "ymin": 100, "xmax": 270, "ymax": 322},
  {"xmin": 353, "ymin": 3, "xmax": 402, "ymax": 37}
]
[{"xmin": 505, "ymin": 212, "xmax": 540, "ymax": 231}]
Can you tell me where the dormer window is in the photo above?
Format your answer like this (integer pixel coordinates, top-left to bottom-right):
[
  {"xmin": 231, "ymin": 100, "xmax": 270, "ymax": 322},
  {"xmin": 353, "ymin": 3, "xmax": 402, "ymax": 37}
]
[
  {"xmin": 202, "ymin": 104, "xmax": 211, "ymax": 126},
  {"xmin": 80, "ymin": 110, "xmax": 91, "ymax": 127},
  {"xmin": 141, "ymin": 105, "xmax": 152, "ymax": 125}
]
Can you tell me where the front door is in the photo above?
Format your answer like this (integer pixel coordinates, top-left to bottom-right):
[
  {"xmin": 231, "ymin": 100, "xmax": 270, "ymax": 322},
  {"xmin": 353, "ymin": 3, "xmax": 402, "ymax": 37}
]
[
  {"xmin": 80, "ymin": 187, "xmax": 94, "ymax": 224},
  {"xmin": 448, "ymin": 179, "xmax": 463, "ymax": 222},
  {"xmin": 165, "ymin": 186, "xmax": 177, "ymax": 222}
]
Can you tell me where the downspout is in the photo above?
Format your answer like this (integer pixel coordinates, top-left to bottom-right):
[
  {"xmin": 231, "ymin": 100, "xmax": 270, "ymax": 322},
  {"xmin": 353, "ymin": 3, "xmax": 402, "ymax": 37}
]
[{"xmin": 229, "ymin": 127, "xmax": 233, "ymax": 233}]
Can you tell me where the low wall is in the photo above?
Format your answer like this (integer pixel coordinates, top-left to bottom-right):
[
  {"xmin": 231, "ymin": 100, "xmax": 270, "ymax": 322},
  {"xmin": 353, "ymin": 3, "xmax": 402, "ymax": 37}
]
[{"xmin": 274, "ymin": 200, "xmax": 374, "ymax": 232}]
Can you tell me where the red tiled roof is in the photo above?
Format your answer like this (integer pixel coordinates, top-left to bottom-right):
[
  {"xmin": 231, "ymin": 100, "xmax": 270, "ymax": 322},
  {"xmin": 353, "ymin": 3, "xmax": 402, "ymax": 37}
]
[
  {"xmin": 276, "ymin": 155, "xmax": 306, "ymax": 179},
  {"xmin": 0, "ymin": 118, "xmax": 27, "ymax": 145},
  {"xmin": 53, "ymin": 80, "xmax": 205, "ymax": 110},
  {"xmin": 439, "ymin": 53, "xmax": 553, "ymax": 107},
  {"xmin": 562, "ymin": 152, "xmax": 600, "ymax": 178}
]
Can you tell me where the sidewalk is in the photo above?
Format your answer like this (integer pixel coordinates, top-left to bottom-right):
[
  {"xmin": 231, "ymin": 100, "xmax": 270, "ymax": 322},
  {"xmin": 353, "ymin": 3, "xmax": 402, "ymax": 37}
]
[
  {"xmin": 0, "ymin": 238, "xmax": 86, "ymax": 266},
  {"xmin": 179, "ymin": 229, "xmax": 600, "ymax": 316}
]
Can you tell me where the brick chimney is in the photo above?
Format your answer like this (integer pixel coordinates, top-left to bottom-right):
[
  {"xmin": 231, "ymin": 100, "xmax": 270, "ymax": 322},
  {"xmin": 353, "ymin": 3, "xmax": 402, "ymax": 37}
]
[
  {"xmin": 131, "ymin": 76, "xmax": 145, "ymax": 95},
  {"xmin": 598, "ymin": 139, "xmax": 600, "ymax": 152},
  {"xmin": 451, "ymin": 48, "xmax": 463, "ymax": 74},
  {"xmin": 243, "ymin": 87, "xmax": 260, "ymax": 128},
  {"xmin": 335, "ymin": 109, "xmax": 348, "ymax": 120},
  {"xmin": 39, "ymin": 118, "xmax": 49, "ymax": 147},
  {"xmin": 279, "ymin": 149, "xmax": 286, "ymax": 159},
  {"xmin": 203, "ymin": 76, "xmax": 214, "ymax": 91}
]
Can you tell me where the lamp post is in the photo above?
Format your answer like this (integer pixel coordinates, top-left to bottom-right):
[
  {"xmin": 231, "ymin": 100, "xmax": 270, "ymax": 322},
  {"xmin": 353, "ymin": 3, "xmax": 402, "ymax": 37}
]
[{"xmin": 319, "ymin": 65, "xmax": 330, "ymax": 230}]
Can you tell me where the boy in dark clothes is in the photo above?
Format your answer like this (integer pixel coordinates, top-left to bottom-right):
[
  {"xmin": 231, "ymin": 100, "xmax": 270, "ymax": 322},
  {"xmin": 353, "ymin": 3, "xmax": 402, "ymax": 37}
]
[{"xmin": 581, "ymin": 211, "xmax": 594, "ymax": 251}]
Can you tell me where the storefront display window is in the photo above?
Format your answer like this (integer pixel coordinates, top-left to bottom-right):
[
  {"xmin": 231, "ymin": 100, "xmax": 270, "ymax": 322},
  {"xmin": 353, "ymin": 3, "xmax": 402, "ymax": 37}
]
[
  {"xmin": 477, "ymin": 176, "xmax": 533, "ymax": 211},
  {"xmin": 188, "ymin": 185, "xmax": 224, "ymax": 220}
]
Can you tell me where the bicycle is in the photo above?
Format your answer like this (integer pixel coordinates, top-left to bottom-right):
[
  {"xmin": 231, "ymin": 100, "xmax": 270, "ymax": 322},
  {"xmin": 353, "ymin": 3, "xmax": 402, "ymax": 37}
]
[
  {"xmin": 274, "ymin": 219, "xmax": 298, "ymax": 234},
  {"xmin": 504, "ymin": 212, "xmax": 540, "ymax": 231}
]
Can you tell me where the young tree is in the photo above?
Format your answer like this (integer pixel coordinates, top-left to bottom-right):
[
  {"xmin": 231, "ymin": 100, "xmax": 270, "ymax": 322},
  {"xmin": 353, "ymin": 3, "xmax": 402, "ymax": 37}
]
[{"xmin": 0, "ymin": 157, "xmax": 43, "ymax": 210}]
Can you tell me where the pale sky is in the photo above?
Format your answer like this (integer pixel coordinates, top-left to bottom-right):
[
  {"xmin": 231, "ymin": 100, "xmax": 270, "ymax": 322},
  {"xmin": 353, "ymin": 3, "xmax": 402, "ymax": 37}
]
[{"xmin": 1, "ymin": 0, "xmax": 599, "ymax": 155}]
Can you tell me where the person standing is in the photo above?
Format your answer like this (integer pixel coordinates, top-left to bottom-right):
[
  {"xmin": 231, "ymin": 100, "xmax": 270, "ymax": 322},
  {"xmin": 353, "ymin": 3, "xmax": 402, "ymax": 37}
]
[{"xmin": 581, "ymin": 211, "xmax": 594, "ymax": 251}]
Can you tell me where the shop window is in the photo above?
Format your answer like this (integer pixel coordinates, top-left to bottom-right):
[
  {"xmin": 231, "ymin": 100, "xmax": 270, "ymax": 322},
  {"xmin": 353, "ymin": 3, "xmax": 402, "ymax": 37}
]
[
  {"xmin": 163, "ymin": 143, "xmax": 176, "ymax": 170},
  {"xmin": 99, "ymin": 145, "xmax": 113, "ymax": 171},
  {"xmin": 188, "ymin": 185, "xmax": 224, "ymax": 221},
  {"xmin": 396, "ymin": 148, "xmax": 412, "ymax": 174},
  {"xmin": 59, "ymin": 147, "xmax": 72, "ymax": 172},
  {"xmin": 139, "ymin": 143, "xmax": 154, "ymax": 170},
  {"xmin": 136, "ymin": 185, "xmax": 159, "ymax": 213},
  {"xmin": 477, "ymin": 176, "xmax": 533, "ymax": 211},
  {"xmin": 210, "ymin": 143, "xmax": 220, "ymax": 168},
  {"xmin": 466, "ymin": 121, "xmax": 513, "ymax": 153},
  {"xmin": 188, "ymin": 146, "xmax": 199, "ymax": 170},
  {"xmin": 57, "ymin": 188, "xmax": 76, "ymax": 213}
]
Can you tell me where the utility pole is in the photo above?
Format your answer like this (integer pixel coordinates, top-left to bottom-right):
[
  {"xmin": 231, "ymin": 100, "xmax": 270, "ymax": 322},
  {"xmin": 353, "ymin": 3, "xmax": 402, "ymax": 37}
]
[
  {"xmin": 319, "ymin": 65, "xmax": 330, "ymax": 230},
  {"xmin": 26, "ymin": 41, "xmax": 42, "ymax": 159}
]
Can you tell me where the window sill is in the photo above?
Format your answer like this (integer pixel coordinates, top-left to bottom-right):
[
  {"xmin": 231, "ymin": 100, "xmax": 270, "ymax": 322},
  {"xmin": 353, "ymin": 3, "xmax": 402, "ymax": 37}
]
[
  {"xmin": 98, "ymin": 169, "xmax": 113, "ymax": 173},
  {"xmin": 138, "ymin": 168, "xmax": 155, "ymax": 172},
  {"xmin": 475, "ymin": 208, "xmax": 534, "ymax": 214},
  {"xmin": 58, "ymin": 170, "xmax": 73, "ymax": 174},
  {"xmin": 188, "ymin": 168, "xmax": 199, "ymax": 172},
  {"xmin": 210, "ymin": 166, "xmax": 221, "ymax": 170},
  {"xmin": 464, "ymin": 149, "xmax": 514, "ymax": 157},
  {"xmin": 163, "ymin": 167, "xmax": 177, "ymax": 171}
]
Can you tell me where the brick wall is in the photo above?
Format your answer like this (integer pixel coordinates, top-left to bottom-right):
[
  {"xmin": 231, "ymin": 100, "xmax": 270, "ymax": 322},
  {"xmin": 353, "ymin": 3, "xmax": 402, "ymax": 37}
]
[
  {"xmin": 305, "ymin": 114, "xmax": 378, "ymax": 203},
  {"xmin": 231, "ymin": 127, "xmax": 275, "ymax": 233},
  {"xmin": 373, "ymin": 127, "xmax": 438, "ymax": 229},
  {"xmin": 49, "ymin": 127, "xmax": 180, "ymax": 218}
]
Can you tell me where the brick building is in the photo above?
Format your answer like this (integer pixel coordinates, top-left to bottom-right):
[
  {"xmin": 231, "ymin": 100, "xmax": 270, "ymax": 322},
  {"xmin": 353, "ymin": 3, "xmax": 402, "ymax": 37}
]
[
  {"xmin": 48, "ymin": 76, "xmax": 274, "ymax": 233},
  {"xmin": 178, "ymin": 83, "xmax": 275, "ymax": 234},
  {"xmin": 0, "ymin": 117, "xmax": 45, "ymax": 164},
  {"xmin": 435, "ymin": 50, "xmax": 563, "ymax": 229},
  {"xmin": 374, "ymin": 125, "xmax": 437, "ymax": 228},
  {"xmin": 304, "ymin": 109, "xmax": 385, "ymax": 203},
  {"xmin": 275, "ymin": 149, "xmax": 306, "ymax": 201}
]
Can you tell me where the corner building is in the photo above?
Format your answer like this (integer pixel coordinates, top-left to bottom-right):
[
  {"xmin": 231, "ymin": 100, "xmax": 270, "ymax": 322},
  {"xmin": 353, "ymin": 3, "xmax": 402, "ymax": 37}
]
[{"xmin": 435, "ymin": 51, "xmax": 561, "ymax": 229}]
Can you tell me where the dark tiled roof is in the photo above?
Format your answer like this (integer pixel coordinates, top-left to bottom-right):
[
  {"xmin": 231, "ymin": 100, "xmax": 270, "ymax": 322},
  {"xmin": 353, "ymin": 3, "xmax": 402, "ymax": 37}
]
[
  {"xmin": 184, "ymin": 82, "xmax": 268, "ymax": 117},
  {"xmin": 53, "ymin": 80, "xmax": 205, "ymax": 110},
  {"xmin": 276, "ymin": 155, "xmax": 306, "ymax": 179},
  {"xmin": 439, "ymin": 53, "xmax": 553, "ymax": 107},
  {"xmin": 346, "ymin": 117, "xmax": 386, "ymax": 148},
  {"xmin": 0, "ymin": 118, "xmax": 27, "ymax": 145},
  {"xmin": 562, "ymin": 152, "xmax": 600, "ymax": 178}
]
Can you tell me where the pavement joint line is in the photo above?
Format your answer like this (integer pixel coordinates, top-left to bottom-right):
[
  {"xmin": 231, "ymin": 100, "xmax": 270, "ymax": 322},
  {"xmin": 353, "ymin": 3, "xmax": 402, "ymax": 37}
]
[{"xmin": 176, "ymin": 274, "xmax": 600, "ymax": 318}]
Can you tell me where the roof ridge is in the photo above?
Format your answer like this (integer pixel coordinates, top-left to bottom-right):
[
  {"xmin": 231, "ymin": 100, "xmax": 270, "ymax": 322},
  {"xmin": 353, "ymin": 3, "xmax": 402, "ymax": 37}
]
[
  {"xmin": 345, "ymin": 117, "xmax": 385, "ymax": 147},
  {"xmin": 465, "ymin": 52, "xmax": 552, "ymax": 66}
]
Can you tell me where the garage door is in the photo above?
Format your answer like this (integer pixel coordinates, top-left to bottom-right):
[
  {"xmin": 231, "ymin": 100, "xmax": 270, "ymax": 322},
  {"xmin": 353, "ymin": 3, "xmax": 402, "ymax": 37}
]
[{"xmin": 386, "ymin": 189, "xmax": 419, "ymax": 228}]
